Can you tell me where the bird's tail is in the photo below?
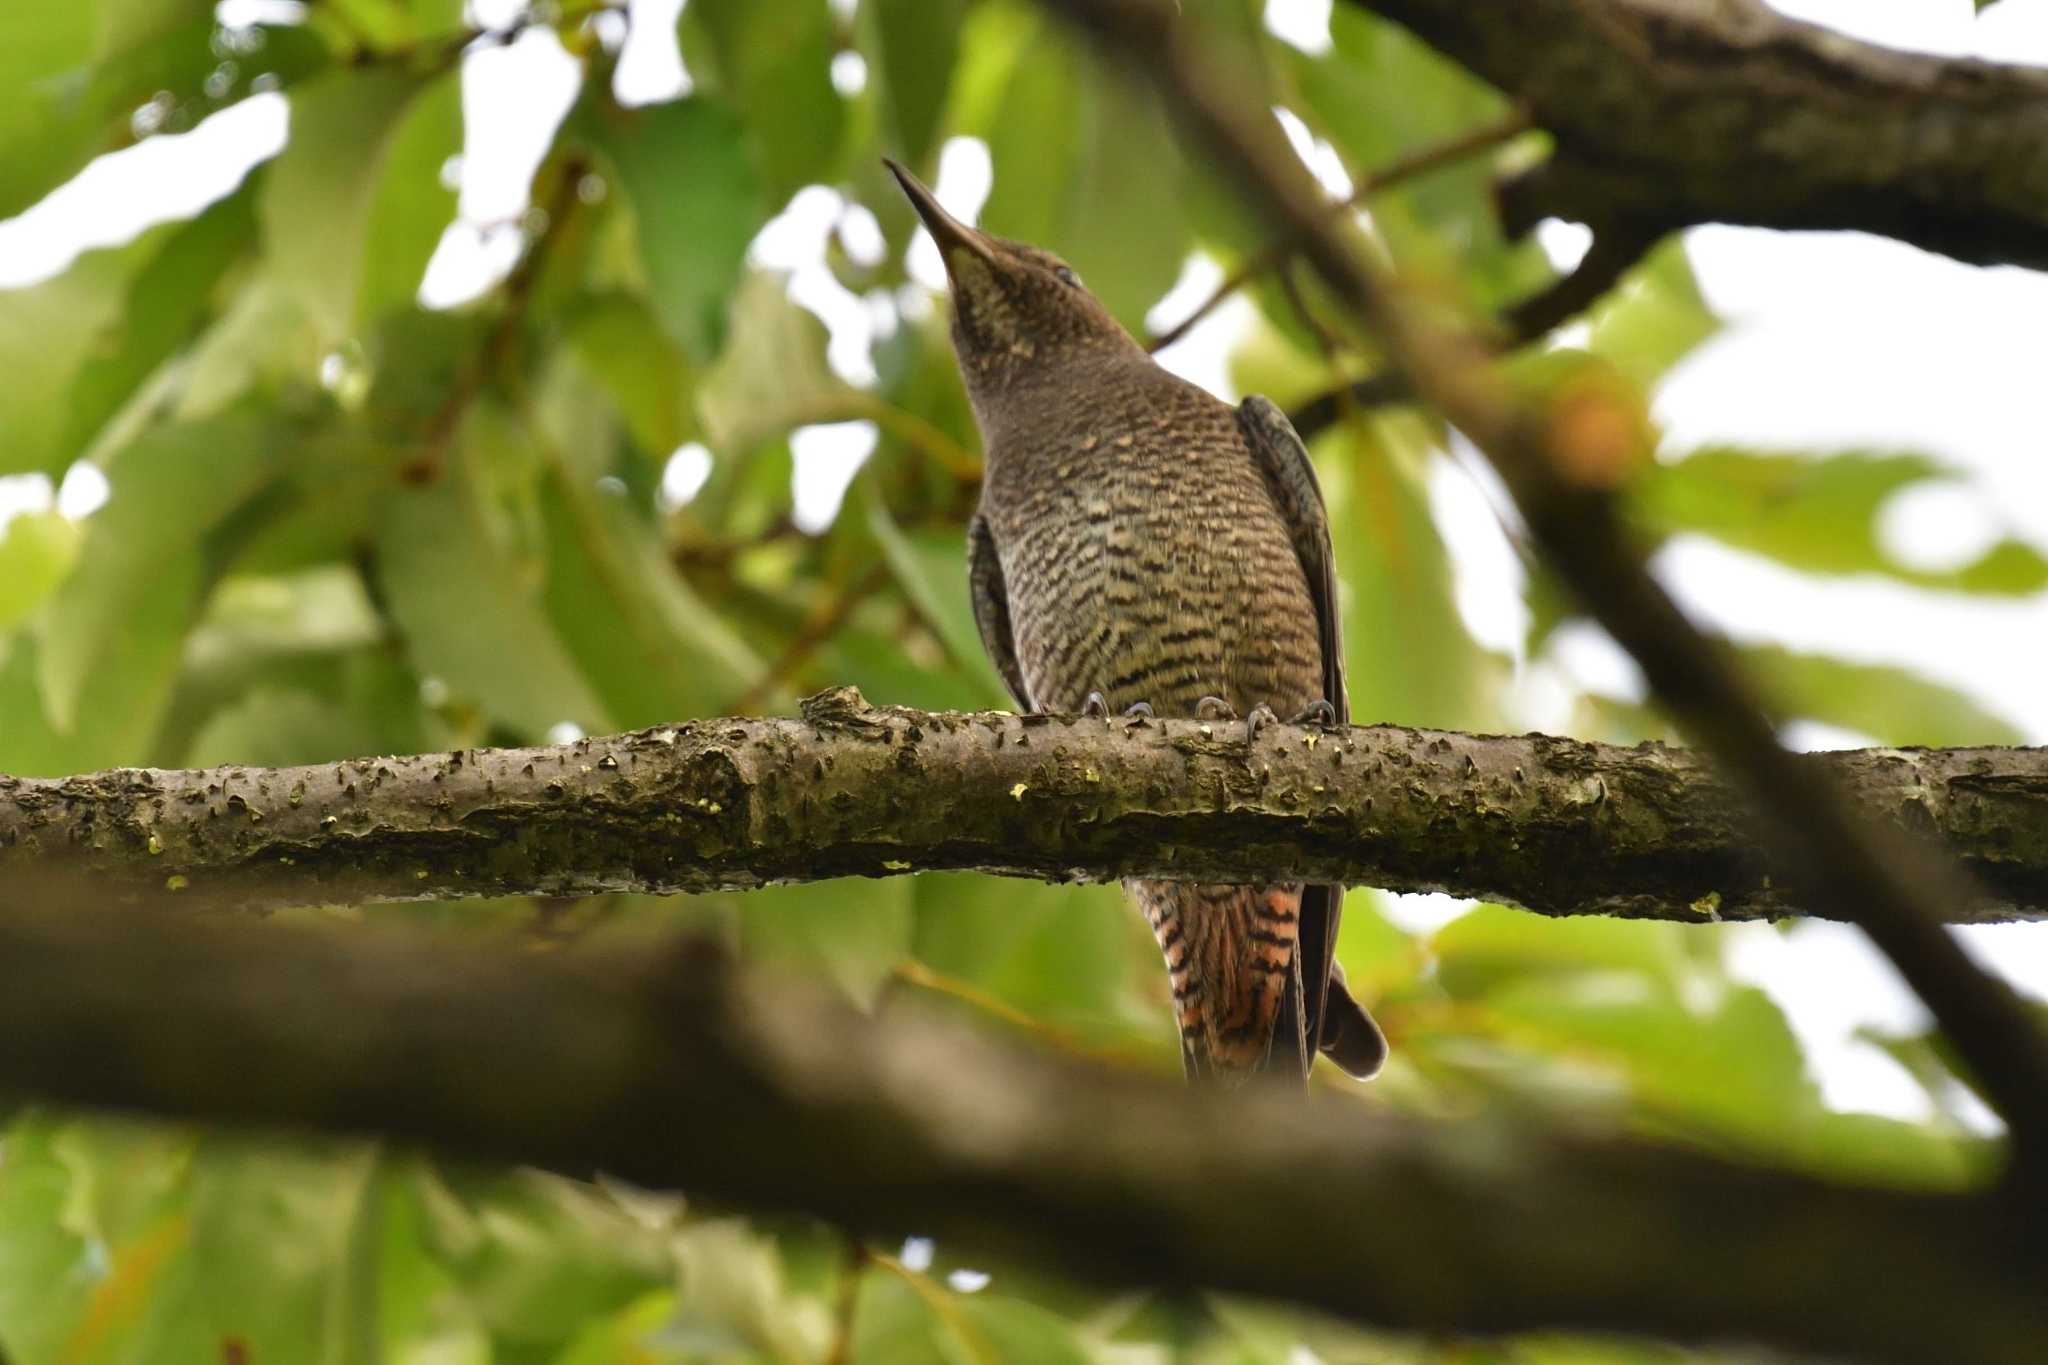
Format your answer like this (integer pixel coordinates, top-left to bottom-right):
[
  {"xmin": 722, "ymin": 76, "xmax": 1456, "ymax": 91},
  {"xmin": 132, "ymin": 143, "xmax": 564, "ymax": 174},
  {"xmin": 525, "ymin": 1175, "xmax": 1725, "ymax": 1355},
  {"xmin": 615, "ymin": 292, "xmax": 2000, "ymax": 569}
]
[{"xmin": 1131, "ymin": 880, "xmax": 1384, "ymax": 1084}]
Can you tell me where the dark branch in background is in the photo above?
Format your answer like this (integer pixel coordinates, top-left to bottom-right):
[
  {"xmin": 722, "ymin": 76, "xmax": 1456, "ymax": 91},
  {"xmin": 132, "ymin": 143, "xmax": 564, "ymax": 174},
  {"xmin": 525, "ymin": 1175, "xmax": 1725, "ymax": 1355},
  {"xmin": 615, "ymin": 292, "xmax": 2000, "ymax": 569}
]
[
  {"xmin": 1286, "ymin": 225, "xmax": 1656, "ymax": 443},
  {"xmin": 1346, "ymin": 0, "xmax": 2048, "ymax": 271},
  {"xmin": 1, "ymin": 904, "xmax": 2041, "ymax": 1365},
  {"xmin": 1038, "ymin": 0, "xmax": 2048, "ymax": 1172},
  {"xmin": 1144, "ymin": 111, "xmax": 1533, "ymax": 352},
  {"xmin": 5, "ymin": 690, "xmax": 2047, "ymax": 923}
]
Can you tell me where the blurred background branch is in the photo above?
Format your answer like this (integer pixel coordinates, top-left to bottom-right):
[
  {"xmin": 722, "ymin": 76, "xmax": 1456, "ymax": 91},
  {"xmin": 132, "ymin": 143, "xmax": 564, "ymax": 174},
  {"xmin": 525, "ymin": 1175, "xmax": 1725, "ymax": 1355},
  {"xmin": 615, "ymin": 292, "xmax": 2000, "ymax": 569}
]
[{"xmin": 0, "ymin": 901, "xmax": 2038, "ymax": 1365}]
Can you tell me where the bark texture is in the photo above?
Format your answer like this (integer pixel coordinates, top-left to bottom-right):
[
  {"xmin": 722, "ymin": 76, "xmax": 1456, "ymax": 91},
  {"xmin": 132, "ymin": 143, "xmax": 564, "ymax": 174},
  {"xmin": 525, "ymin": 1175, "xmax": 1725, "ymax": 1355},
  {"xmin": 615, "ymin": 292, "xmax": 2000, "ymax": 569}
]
[
  {"xmin": 1349, "ymin": 0, "xmax": 2048, "ymax": 268},
  {"xmin": 4, "ymin": 903, "xmax": 2043, "ymax": 1365},
  {"xmin": 3, "ymin": 687, "xmax": 2044, "ymax": 922}
]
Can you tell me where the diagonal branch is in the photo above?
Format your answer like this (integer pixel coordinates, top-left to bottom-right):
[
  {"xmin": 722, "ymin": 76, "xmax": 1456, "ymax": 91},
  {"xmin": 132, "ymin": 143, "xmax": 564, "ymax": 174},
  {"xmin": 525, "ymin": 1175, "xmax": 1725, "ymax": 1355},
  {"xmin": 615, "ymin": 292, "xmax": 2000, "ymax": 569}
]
[
  {"xmin": 4, "ymin": 690, "xmax": 2046, "ymax": 923},
  {"xmin": 0, "ymin": 903, "xmax": 2039, "ymax": 1365},
  {"xmin": 1036, "ymin": 0, "xmax": 2048, "ymax": 1171},
  {"xmin": 1344, "ymin": 0, "xmax": 2048, "ymax": 271}
]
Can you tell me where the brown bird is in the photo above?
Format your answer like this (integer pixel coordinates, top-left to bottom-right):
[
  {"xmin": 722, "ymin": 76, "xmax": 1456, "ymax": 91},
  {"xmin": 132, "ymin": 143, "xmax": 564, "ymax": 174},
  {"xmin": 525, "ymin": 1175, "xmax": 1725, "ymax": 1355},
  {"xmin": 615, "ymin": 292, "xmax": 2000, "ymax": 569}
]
[{"xmin": 888, "ymin": 159, "xmax": 1385, "ymax": 1085}]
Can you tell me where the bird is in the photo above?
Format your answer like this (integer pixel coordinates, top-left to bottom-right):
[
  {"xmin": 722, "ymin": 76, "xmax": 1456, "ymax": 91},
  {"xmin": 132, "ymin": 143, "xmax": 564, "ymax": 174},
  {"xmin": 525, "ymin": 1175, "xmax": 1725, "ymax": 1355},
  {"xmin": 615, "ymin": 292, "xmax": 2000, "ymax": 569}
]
[{"xmin": 886, "ymin": 158, "xmax": 1386, "ymax": 1086}]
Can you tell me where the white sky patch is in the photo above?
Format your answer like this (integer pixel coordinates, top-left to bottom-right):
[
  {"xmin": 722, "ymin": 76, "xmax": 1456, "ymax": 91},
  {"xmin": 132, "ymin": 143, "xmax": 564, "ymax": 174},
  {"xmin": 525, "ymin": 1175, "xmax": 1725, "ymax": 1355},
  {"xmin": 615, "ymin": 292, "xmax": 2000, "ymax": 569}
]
[
  {"xmin": 1534, "ymin": 217, "xmax": 1593, "ymax": 273},
  {"xmin": 0, "ymin": 93, "xmax": 286, "ymax": 288},
  {"xmin": 1147, "ymin": 254, "xmax": 1254, "ymax": 399},
  {"xmin": 906, "ymin": 136, "xmax": 992, "ymax": 289},
  {"xmin": 1878, "ymin": 480, "xmax": 2003, "ymax": 576},
  {"xmin": 790, "ymin": 422, "xmax": 879, "ymax": 533},
  {"xmin": 614, "ymin": 0, "xmax": 690, "ymax": 104},
  {"xmin": 897, "ymin": 1237, "xmax": 935, "ymax": 1273},
  {"xmin": 1779, "ymin": 718, "xmax": 1878, "ymax": 753},
  {"xmin": 57, "ymin": 463, "xmax": 112, "ymax": 520},
  {"xmin": 0, "ymin": 475, "xmax": 57, "ymax": 531},
  {"xmin": 1724, "ymin": 921, "xmax": 1939, "ymax": 1124},
  {"xmin": 657, "ymin": 443, "xmax": 713, "ymax": 512},
  {"xmin": 1428, "ymin": 453, "xmax": 1528, "ymax": 659},
  {"xmin": 419, "ymin": 26, "xmax": 581, "ymax": 308},
  {"xmin": 544, "ymin": 719, "xmax": 585, "ymax": 744},
  {"xmin": 1545, "ymin": 620, "xmax": 1647, "ymax": 704},
  {"xmin": 1263, "ymin": 0, "xmax": 1333, "ymax": 55},
  {"xmin": 752, "ymin": 186, "xmax": 886, "ymax": 385},
  {"xmin": 214, "ymin": 0, "xmax": 307, "ymax": 26},
  {"xmin": 1272, "ymin": 107, "xmax": 1353, "ymax": 200},
  {"xmin": 1379, "ymin": 892, "xmax": 1478, "ymax": 937},
  {"xmin": 830, "ymin": 50, "xmax": 868, "ymax": 98},
  {"xmin": 945, "ymin": 1268, "xmax": 990, "ymax": 1293}
]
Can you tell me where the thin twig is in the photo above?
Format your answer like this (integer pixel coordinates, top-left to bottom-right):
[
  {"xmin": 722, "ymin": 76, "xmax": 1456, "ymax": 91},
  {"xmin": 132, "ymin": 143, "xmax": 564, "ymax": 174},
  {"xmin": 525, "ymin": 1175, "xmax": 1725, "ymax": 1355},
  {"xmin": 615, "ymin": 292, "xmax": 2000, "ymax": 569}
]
[
  {"xmin": 1286, "ymin": 224, "xmax": 1656, "ymax": 443},
  {"xmin": 1042, "ymin": 0, "xmax": 2048, "ymax": 1176},
  {"xmin": 1147, "ymin": 110, "xmax": 1531, "ymax": 351}
]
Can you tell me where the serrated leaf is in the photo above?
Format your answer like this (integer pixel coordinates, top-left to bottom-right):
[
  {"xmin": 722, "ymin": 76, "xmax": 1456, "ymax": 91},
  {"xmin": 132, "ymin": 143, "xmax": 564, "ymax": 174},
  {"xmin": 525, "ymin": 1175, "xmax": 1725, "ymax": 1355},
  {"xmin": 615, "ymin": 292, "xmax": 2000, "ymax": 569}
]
[
  {"xmin": 1635, "ymin": 447, "xmax": 2048, "ymax": 594},
  {"xmin": 261, "ymin": 67, "xmax": 437, "ymax": 345},
  {"xmin": 589, "ymin": 96, "xmax": 761, "ymax": 364}
]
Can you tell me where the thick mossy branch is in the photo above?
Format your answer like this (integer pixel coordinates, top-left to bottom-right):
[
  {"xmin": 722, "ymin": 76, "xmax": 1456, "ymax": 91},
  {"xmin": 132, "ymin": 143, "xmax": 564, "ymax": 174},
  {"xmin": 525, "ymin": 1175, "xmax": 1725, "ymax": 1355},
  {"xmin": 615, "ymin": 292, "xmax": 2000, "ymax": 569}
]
[
  {"xmin": 1349, "ymin": 0, "xmax": 2048, "ymax": 268},
  {"xmin": 1, "ymin": 905, "xmax": 2040, "ymax": 1365},
  {"xmin": 3, "ymin": 687, "xmax": 2043, "ymax": 921}
]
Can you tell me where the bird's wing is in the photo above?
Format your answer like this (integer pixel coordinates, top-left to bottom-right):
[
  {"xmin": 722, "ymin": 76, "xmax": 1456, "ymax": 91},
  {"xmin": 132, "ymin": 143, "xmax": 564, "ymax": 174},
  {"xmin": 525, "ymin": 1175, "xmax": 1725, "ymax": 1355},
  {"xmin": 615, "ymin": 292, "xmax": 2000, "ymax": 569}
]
[
  {"xmin": 968, "ymin": 512, "xmax": 1033, "ymax": 712},
  {"xmin": 1238, "ymin": 395, "xmax": 1385, "ymax": 1081},
  {"xmin": 1237, "ymin": 395, "xmax": 1346, "ymax": 726}
]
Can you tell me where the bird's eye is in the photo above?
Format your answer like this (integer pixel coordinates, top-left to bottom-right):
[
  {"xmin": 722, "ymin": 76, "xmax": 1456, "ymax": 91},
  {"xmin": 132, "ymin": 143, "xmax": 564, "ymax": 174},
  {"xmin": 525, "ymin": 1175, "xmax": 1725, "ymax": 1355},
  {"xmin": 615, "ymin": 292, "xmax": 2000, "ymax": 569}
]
[{"xmin": 1053, "ymin": 265, "xmax": 1080, "ymax": 288}]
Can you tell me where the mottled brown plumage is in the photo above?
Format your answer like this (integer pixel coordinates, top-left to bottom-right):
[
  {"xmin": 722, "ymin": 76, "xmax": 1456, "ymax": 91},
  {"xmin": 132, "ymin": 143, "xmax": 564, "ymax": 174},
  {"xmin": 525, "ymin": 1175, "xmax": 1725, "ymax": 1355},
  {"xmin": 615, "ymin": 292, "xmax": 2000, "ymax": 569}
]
[{"xmin": 889, "ymin": 160, "xmax": 1384, "ymax": 1085}]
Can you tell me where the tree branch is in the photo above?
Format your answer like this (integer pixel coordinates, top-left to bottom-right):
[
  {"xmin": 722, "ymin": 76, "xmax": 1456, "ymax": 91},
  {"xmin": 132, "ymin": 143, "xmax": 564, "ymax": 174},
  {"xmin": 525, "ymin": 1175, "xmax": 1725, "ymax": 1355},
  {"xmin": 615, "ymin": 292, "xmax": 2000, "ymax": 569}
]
[
  {"xmin": 1037, "ymin": 0, "xmax": 2048, "ymax": 1171},
  {"xmin": 1345, "ymin": 0, "xmax": 2048, "ymax": 270},
  {"xmin": 5, "ymin": 688, "xmax": 2046, "ymax": 923},
  {"xmin": 0, "ymin": 903, "xmax": 2039, "ymax": 1365}
]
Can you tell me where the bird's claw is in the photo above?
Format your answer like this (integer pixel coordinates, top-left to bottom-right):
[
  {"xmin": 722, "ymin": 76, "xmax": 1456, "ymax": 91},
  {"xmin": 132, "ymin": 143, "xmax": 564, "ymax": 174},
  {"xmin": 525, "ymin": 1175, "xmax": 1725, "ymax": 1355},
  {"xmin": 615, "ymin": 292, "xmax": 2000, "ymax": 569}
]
[
  {"xmin": 1196, "ymin": 695, "xmax": 1237, "ymax": 723},
  {"xmin": 1245, "ymin": 703, "xmax": 1280, "ymax": 746},
  {"xmin": 1083, "ymin": 693, "xmax": 1154, "ymax": 723},
  {"xmin": 1293, "ymin": 699, "xmax": 1338, "ymax": 727}
]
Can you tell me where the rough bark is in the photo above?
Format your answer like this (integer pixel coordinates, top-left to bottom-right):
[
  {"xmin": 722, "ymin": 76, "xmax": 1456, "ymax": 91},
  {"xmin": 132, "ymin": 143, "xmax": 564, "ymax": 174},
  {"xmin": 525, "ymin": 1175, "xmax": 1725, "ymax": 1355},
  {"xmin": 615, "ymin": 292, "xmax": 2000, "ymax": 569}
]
[
  {"xmin": 3, "ymin": 687, "xmax": 2044, "ymax": 922},
  {"xmin": 2, "ymin": 903, "xmax": 2040, "ymax": 1365},
  {"xmin": 1346, "ymin": 0, "xmax": 2048, "ymax": 269}
]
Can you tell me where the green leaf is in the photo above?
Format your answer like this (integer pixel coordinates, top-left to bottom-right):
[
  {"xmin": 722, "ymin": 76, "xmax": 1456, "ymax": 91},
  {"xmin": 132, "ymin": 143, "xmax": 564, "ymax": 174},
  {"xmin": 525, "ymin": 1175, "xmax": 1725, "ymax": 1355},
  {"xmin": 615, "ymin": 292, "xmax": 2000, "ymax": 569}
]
[
  {"xmin": 63, "ymin": 184, "xmax": 260, "ymax": 461},
  {"xmin": 1584, "ymin": 238, "xmax": 1722, "ymax": 391},
  {"xmin": 0, "ymin": 1116, "xmax": 96, "ymax": 1365},
  {"xmin": 376, "ymin": 405, "xmax": 611, "ymax": 739},
  {"xmin": 867, "ymin": 0, "xmax": 964, "ymax": 166},
  {"xmin": 588, "ymin": 96, "xmax": 761, "ymax": 365},
  {"xmin": 1288, "ymin": 3, "xmax": 1543, "ymax": 308},
  {"xmin": 0, "ymin": 228, "xmax": 167, "ymax": 475},
  {"xmin": 539, "ymin": 460, "xmax": 764, "ymax": 726},
  {"xmin": 697, "ymin": 269, "xmax": 852, "ymax": 453},
  {"xmin": 38, "ymin": 412, "xmax": 282, "ymax": 740},
  {"xmin": 668, "ymin": 1218, "xmax": 833, "ymax": 1360},
  {"xmin": 690, "ymin": 0, "xmax": 846, "ymax": 203},
  {"xmin": 560, "ymin": 291, "xmax": 698, "ymax": 459},
  {"xmin": 740, "ymin": 878, "xmax": 915, "ymax": 1010},
  {"xmin": 971, "ymin": 17, "xmax": 1192, "ymax": 328},
  {"xmin": 260, "ymin": 67, "xmax": 440, "ymax": 345},
  {"xmin": 1635, "ymin": 447, "xmax": 2048, "ymax": 594},
  {"xmin": 186, "ymin": 1138, "xmax": 383, "ymax": 1365},
  {"xmin": 1740, "ymin": 643, "xmax": 2024, "ymax": 748},
  {"xmin": 1317, "ymin": 413, "xmax": 1501, "ymax": 730},
  {"xmin": 0, "ymin": 510, "xmax": 82, "ymax": 631},
  {"xmin": 357, "ymin": 70, "xmax": 462, "ymax": 325}
]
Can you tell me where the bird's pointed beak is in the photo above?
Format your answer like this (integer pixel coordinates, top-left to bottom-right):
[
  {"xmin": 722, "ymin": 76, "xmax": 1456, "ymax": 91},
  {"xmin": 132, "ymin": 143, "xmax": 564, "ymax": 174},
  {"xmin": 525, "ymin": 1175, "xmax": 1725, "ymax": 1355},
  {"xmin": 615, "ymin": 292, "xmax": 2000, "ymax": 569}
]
[{"xmin": 884, "ymin": 158, "xmax": 994, "ymax": 274}]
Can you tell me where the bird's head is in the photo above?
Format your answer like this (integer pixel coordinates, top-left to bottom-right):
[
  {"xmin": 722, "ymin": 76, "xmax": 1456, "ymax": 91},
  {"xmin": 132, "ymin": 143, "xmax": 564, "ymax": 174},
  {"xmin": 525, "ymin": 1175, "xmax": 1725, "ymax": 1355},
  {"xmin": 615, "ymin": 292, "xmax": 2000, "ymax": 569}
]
[{"xmin": 886, "ymin": 159, "xmax": 1144, "ymax": 406}]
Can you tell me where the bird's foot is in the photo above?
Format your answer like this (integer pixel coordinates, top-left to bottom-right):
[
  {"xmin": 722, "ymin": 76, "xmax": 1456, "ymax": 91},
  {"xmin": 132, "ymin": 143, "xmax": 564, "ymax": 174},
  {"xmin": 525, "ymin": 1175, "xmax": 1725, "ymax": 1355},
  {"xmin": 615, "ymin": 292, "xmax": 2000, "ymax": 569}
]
[
  {"xmin": 1244, "ymin": 703, "xmax": 1281, "ymax": 746},
  {"xmin": 1195, "ymin": 695, "xmax": 1236, "ymax": 723},
  {"xmin": 1082, "ymin": 692, "xmax": 1155, "ymax": 723},
  {"xmin": 1293, "ymin": 699, "xmax": 1338, "ymax": 727}
]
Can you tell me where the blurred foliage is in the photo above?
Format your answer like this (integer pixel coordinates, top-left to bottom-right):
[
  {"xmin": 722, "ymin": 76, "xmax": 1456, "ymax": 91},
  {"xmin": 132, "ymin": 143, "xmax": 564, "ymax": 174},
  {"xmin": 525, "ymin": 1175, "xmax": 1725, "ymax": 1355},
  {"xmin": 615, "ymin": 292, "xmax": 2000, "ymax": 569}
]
[{"xmin": 0, "ymin": 1, "xmax": 2032, "ymax": 1361}]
